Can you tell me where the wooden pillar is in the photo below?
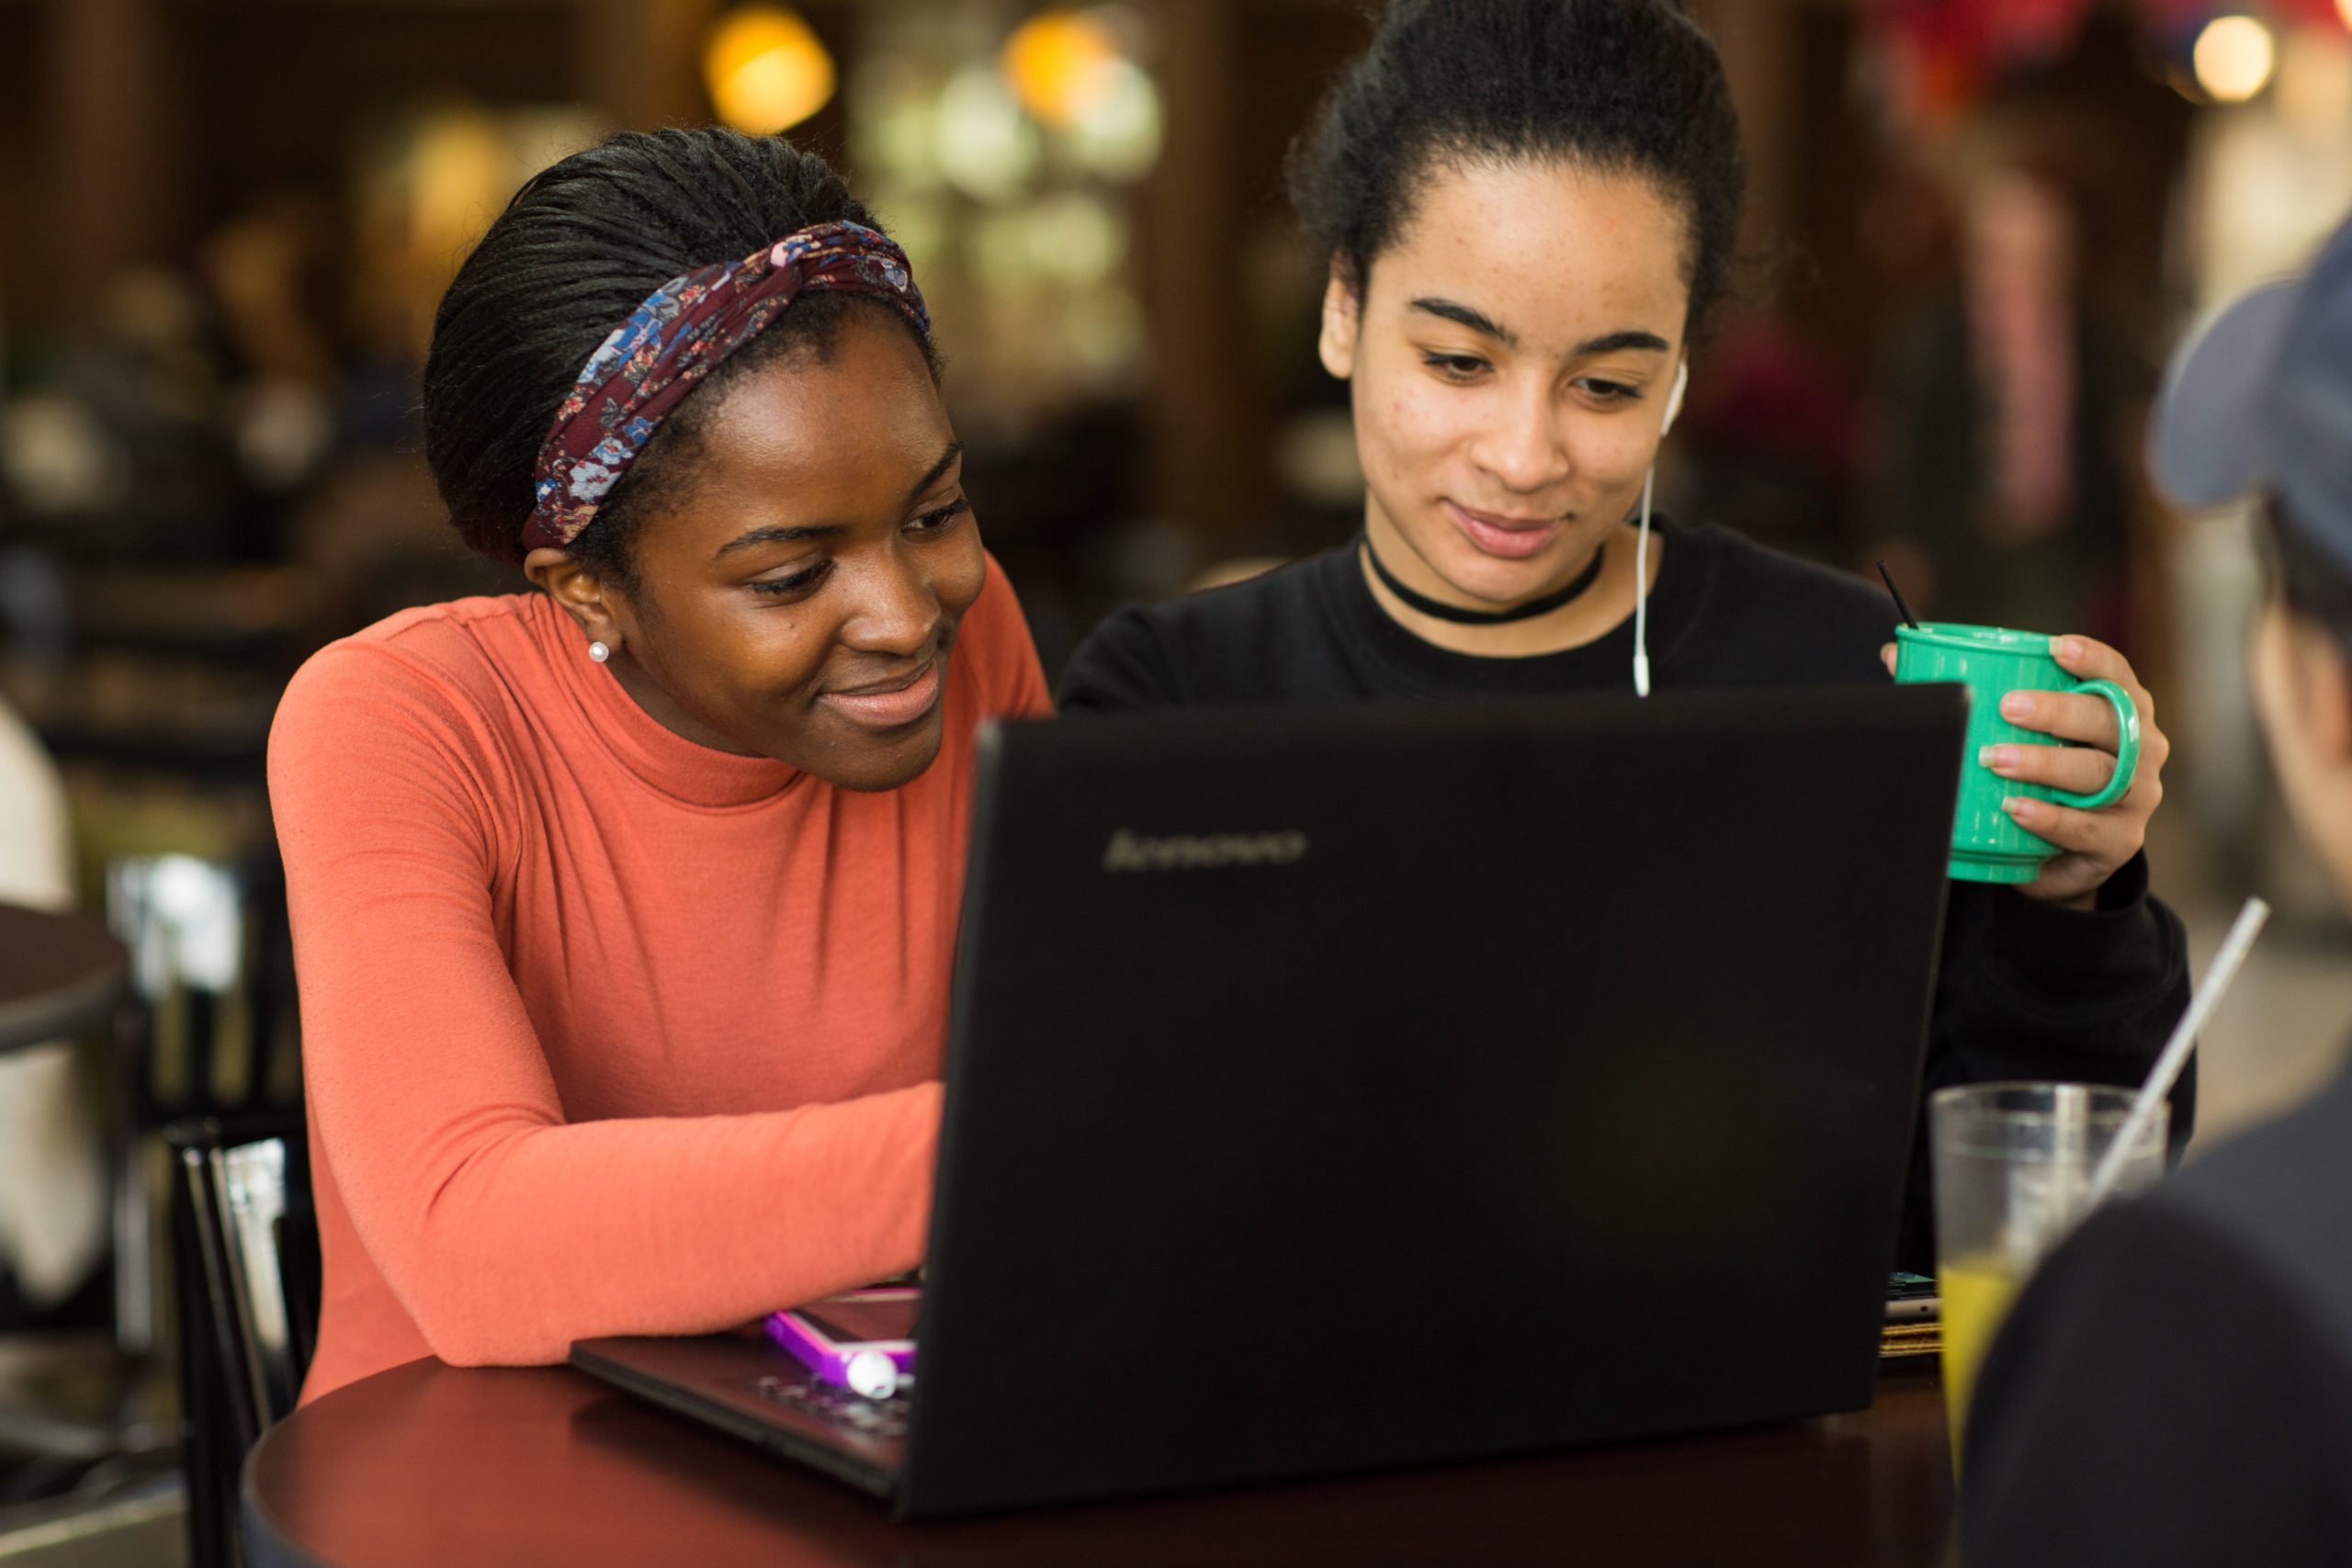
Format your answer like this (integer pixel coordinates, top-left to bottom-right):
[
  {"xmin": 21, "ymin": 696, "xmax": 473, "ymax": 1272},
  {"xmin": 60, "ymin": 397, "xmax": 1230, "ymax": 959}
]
[
  {"xmin": 44, "ymin": 0, "xmax": 177, "ymax": 324},
  {"xmin": 574, "ymin": 0, "xmax": 723, "ymax": 131},
  {"xmin": 1141, "ymin": 0, "xmax": 1264, "ymax": 535},
  {"xmin": 1699, "ymin": 0, "xmax": 1803, "ymax": 256}
]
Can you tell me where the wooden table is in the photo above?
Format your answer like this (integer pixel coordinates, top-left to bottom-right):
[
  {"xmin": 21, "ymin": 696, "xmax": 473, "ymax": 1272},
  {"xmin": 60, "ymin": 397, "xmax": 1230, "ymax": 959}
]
[
  {"xmin": 0, "ymin": 903, "xmax": 128, "ymax": 1055},
  {"xmin": 242, "ymin": 1357, "xmax": 1955, "ymax": 1566}
]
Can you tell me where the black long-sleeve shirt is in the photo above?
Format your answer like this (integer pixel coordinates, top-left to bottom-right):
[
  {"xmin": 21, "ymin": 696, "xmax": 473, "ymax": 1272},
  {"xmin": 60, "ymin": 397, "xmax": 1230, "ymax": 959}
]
[
  {"xmin": 1057, "ymin": 520, "xmax": 2193, "ymax": 1269},
  {"xmin": 1962, "ymin": 1065, "xmax": 2352, "ymax": 1565}
]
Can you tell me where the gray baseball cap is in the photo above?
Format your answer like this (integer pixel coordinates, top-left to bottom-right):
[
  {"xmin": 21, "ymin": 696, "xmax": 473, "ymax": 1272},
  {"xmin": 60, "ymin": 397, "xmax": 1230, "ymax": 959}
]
[{"xmin": 2150, "ymin": 211, "xmax": 2352, "ymax": 574}]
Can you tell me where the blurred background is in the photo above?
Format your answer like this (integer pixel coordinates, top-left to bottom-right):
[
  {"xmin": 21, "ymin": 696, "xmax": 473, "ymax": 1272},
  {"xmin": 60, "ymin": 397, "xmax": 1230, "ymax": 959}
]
[{"xmin": 0, "ymin": 0, "xmax": 2349, "ymax": 1554}]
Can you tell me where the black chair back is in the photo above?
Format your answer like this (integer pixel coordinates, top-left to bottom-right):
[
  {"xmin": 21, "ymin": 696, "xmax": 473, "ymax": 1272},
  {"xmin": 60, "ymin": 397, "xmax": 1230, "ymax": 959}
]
[
  {"xmin": 165, "ymin": 1113, "xmax": 318, "ymax": 1568},
  {"xmin": 109, "ymin": 853, "xmax": 302, "ymax": 1128},
  {"xmin": 109, "ymin": 852, "xmax": 304, "ymax": 1354}
]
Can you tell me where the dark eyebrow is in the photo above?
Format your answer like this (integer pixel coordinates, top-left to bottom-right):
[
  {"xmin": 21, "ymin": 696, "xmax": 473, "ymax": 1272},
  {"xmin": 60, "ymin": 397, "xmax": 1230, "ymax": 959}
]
[
  {"xmin": 1411, "ymin": 297, "xmax": 1517, "ymax": 349},
  {"xmin": 1410, "ymin": 300, "xmax": 1671, "ymax": 362},
  {"xmin": 902, "ymin": 440, "xmax": 964, "ymax": 509},
  {"xmin": 713, "ymin": 523, "xmax": 845, "ymax": 559},
  {"xmin": 1571, "ymin": 329, "xmax": 1672, "ymax": 357},
  {"xmin": 710, "ymin": 441, "xmax": 965, "ymax": 560}
]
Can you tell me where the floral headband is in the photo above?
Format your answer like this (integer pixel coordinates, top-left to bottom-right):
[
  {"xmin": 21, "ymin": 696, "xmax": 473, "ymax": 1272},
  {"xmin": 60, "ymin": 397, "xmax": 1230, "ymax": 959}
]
[{"xmin": 522, "ymin": 220, "xmax": 931, "ymax": 553}]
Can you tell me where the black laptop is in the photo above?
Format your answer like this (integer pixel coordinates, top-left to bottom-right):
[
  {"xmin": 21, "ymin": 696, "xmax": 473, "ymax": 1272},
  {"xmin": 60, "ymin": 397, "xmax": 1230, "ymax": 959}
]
[{"xmin": 573, "ymin": 685, "xmax": 1965, "ymax": 1519}]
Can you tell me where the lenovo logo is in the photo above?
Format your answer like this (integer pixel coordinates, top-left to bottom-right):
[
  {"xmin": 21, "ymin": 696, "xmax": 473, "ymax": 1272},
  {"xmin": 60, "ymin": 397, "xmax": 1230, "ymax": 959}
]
[{"xmin": 1102, "ymin": 829, "xmax": 1310, "ymax": 873}]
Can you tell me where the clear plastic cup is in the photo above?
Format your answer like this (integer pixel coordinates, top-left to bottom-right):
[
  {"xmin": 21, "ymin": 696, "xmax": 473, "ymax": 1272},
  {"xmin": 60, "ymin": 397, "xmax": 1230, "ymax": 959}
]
[{"xmin": 1931, "ymin": 1082, "xmax": 2167, "ymax": 1471}]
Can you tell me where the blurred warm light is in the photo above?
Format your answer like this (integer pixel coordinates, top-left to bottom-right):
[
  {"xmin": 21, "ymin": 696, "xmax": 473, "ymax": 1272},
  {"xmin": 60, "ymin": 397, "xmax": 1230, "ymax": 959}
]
[
  {"xmin": 2341, "ymin": 0, "xmax": 2352, "ymax": 31},
  {"xmin": 2277, "ymin": 30, "xmax": 2352, "ymax": 137},
  {"xmin": 354, "ymin": 104, "xmax": 602, "ymax": 360},
  {"xmin": 1068, "ymin": 57, "xmax": 1162, "ymax": 181},
  {"xmin": 1059, "ymin": 286, "xmax": 1146, "ymax": 383},
  {"xmin": 867, "ymin": 186, "xmax": 949, "ymax": 278},
  {"xmin": 409, "ymin": 111, "xmax": 506, "ymax": 251},
  {"xmin": 849, "ymin": 57, "xmax": 943, "ymax": 188},
  {"xmin": 1002, "ymin": 10, "xmax": 1120, "ymax": 128},
  {"xmin": 1, "ymin": 396, "xmax": 130, "ymax": 515},
  {"xmin": 704, "ymin": 6, "xmax": 835, "ymax": 135},
  {"xmin": 1274, "ymin": 409, "xmax": 1366, "ymax": 509},
  {"xmin": 1023, "ymin": 193, "xmax": 1124, "ymax": 285},
  {"xmin": 937, "ymin": 64, "xmax": 1040, "ymax": 201},
  {"xmin": 2194, "ymin": 16, "xmax": 2277, "ymax": 103},
  {"xmin": 971, "ymin": 208, "xmax": 1036, "ymax": 294}
]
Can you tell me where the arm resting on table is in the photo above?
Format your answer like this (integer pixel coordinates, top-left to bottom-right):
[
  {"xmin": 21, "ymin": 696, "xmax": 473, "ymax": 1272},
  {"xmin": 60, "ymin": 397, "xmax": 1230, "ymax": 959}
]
[{"xmin": 271, "ymin": 646, "xmax": 939, "ymax": 1369}]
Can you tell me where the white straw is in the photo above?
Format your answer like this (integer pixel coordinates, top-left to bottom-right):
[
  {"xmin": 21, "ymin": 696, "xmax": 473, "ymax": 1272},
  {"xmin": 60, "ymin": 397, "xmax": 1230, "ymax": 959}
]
[{"xmin": 2083, "ymin": 896, "xmax": 2270, "ymax": 1209}]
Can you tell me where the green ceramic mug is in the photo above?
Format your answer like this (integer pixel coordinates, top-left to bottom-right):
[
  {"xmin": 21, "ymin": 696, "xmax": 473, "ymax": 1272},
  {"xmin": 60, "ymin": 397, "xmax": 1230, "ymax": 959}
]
[{"xmin": 1893, "ymin": 623, "xmax": 2142, "ymax": 885}]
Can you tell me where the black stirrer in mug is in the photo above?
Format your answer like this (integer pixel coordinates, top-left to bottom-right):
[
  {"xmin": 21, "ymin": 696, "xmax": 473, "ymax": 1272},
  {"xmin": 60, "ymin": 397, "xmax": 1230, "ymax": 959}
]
[{"xmin": 1877, "ymin": 560, "xmax": 1921, "ymax": 630}]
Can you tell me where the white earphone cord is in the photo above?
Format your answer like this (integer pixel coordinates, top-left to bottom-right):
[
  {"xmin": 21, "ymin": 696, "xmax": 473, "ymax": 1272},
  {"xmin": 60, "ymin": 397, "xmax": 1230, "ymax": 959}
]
[
  {"xmin": 1634, "ymin": 357, "xmax": 1684, "ymax": 700},
  {"xmin": 1633, "ymin": 467, "xmax": 1654, "ymax": 698}
]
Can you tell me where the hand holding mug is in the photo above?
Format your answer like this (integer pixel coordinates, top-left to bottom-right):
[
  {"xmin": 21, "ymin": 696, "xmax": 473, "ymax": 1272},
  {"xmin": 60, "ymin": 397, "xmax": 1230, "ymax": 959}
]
[
  {"xmin": 1983, "ymin": 636, "xmax": 2168, "ymax": 906},
  {"xmin": 1884, "ymin": 629, "xmax": 2170, "ymax": 906}
]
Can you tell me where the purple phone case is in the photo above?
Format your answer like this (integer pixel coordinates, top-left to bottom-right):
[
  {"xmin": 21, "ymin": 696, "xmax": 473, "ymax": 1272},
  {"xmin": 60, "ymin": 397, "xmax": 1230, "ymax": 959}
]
[{"xmin": 763, "ymin": 1287, "xmax": 919, "ymax": 1391}]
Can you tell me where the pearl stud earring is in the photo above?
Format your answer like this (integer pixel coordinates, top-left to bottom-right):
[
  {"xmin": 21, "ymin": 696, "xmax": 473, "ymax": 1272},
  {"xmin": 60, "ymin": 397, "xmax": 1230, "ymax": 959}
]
[{"xmin": 589, "ymin": 641, "xmax": 611, "ymax": 664}]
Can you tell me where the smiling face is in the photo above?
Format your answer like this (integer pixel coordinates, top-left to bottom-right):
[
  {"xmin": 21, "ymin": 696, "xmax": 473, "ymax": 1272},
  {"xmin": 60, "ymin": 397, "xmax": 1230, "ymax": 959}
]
[
  {"xmin": 1321, "ymin": 158, "xmax": 1692, "ymax": 612},
  {"xmin": 529, "ymin": 307, "xmax": 985, "ymax": 793}
]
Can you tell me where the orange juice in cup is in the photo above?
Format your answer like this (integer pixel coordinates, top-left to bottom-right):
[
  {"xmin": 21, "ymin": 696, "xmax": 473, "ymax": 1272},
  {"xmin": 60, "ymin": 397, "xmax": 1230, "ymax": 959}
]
[
  {"xmin": 1935, "ymin": 1253, "xmax": 2023, "ymax": 1460},
  {"xmin": 1929, "ymin": 1084, "xmax": 2165, "ymax": 1473}
]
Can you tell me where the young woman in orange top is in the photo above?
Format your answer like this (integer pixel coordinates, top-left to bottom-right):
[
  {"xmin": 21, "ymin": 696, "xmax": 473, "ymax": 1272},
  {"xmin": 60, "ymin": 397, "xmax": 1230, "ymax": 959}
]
[{"xmin": 268, "ymin": 130, "xmax": 1049, "ymax": 1402}]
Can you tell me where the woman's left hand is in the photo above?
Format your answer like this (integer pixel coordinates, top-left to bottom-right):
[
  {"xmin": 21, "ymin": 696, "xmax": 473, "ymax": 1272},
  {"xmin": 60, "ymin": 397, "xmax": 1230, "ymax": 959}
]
[{"xmin": 1883, "ymin": 636, "xmax": 2170, "ymax": 909}]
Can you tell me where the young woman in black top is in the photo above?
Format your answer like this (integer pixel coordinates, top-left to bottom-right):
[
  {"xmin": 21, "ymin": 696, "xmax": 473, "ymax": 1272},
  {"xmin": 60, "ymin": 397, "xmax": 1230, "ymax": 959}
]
[{"xmin": 1059, "ymin": 0, "xmax": 2189, "ymax": 1265}]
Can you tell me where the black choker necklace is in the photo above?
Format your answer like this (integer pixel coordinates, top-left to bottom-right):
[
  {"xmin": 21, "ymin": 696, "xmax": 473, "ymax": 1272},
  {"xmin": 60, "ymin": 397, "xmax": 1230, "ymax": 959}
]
[{"xmin": 1363, "ymin": 535, "xmax": 1606, "ymax": 626}]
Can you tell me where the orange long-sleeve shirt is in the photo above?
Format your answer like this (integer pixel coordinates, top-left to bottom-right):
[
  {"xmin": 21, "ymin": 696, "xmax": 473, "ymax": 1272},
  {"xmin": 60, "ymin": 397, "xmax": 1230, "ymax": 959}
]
[{"xmin": 268, "ymin": 559, "xmax": 1049, "ymax": 1403}]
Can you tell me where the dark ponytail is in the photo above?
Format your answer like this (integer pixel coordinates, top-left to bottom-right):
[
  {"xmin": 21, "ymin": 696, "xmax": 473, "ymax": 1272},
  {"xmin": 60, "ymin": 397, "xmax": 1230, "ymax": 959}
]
[
  {"xmin": 422, "ymin": 129, "xmax": 933, "ymax": 579},
  {"xmin": 1287, "ymin": 0, "xmax": 1747, "ymax": 331}
]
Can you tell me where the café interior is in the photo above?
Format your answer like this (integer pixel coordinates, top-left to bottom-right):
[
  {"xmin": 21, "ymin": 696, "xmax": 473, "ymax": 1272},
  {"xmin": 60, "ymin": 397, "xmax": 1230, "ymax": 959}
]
[{"xmin": 4, "ymin": 0, "xmax": 2352, "ymax": 1561}]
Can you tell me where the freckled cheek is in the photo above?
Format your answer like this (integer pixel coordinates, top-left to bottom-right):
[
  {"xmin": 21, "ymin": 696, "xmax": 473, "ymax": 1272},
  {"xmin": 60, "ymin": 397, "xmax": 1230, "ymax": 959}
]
[
  {"xmin": 1364, "ymin": 384, "xmax": 1476, "ymax": 491},
  {"xmin": 1566, "ymin": 420, "xmax": 1657, "ymax": 491}
]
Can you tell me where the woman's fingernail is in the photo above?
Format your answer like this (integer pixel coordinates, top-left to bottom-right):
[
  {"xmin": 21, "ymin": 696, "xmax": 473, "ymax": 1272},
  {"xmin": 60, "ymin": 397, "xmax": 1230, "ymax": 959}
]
[
  {"xmin": 1999, "ymin": 693, "xmax": 2031, "ymax": 720},
  {"xmin": 2055, "ymin": 637, "xmax": 2080, "ymax": 661},
  {"xmin": 2005, "ymin": 796, "xmax": 2036, "ymax": 821},
  {"xmin": 1980, "ymin": 745, "xmax": 2014, "ymax": 772}
]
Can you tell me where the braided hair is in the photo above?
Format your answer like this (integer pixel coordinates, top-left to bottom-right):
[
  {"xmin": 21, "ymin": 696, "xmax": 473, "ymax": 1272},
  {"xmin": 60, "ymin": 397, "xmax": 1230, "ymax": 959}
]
[{"xmin": 422, "ymin": 129, "xmax": 936, "ymax": 583}]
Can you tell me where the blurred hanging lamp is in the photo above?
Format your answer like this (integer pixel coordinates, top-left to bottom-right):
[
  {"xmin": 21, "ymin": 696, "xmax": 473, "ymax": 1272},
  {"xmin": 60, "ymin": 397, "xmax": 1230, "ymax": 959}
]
[
  {"xmin": 1065, "ymin": 57, "xmax": 1161, "ymax": 180},
  {"xmin": 937, "ymin": 64, "xmax": 1043, "ymax": 201},
  {"xmin": 2193, "ymin": 14, "xmax": 2278, "ymax": 102},
  {"xmin": 705, "ymin": 5, "xmax": 836, "ymax": 135},
  {"xmin": 1001, "ymin": 9, "xmax": 1120, "ymax": 129}
]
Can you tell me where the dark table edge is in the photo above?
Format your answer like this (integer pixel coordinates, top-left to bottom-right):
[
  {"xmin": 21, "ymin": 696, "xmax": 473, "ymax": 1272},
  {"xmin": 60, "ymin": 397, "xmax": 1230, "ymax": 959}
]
[
  {"xmin": 236, "ymin": 1366, "xmax": 1953, "ymax": 1566},
  {"xmin": 0, "ymin": 964, "xmax": 125, "ymax": 1055},
  {"xmin": 242, "ymin": 1423, "xmax": 338, "ymax": 1568}
]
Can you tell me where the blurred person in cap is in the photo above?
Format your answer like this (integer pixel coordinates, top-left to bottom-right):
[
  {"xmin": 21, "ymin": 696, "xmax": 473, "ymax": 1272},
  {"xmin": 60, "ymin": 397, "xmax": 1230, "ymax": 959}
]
[{"xmin": 1962, "ymin": 209, "xmax": 2352, "ymax": 1564}]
